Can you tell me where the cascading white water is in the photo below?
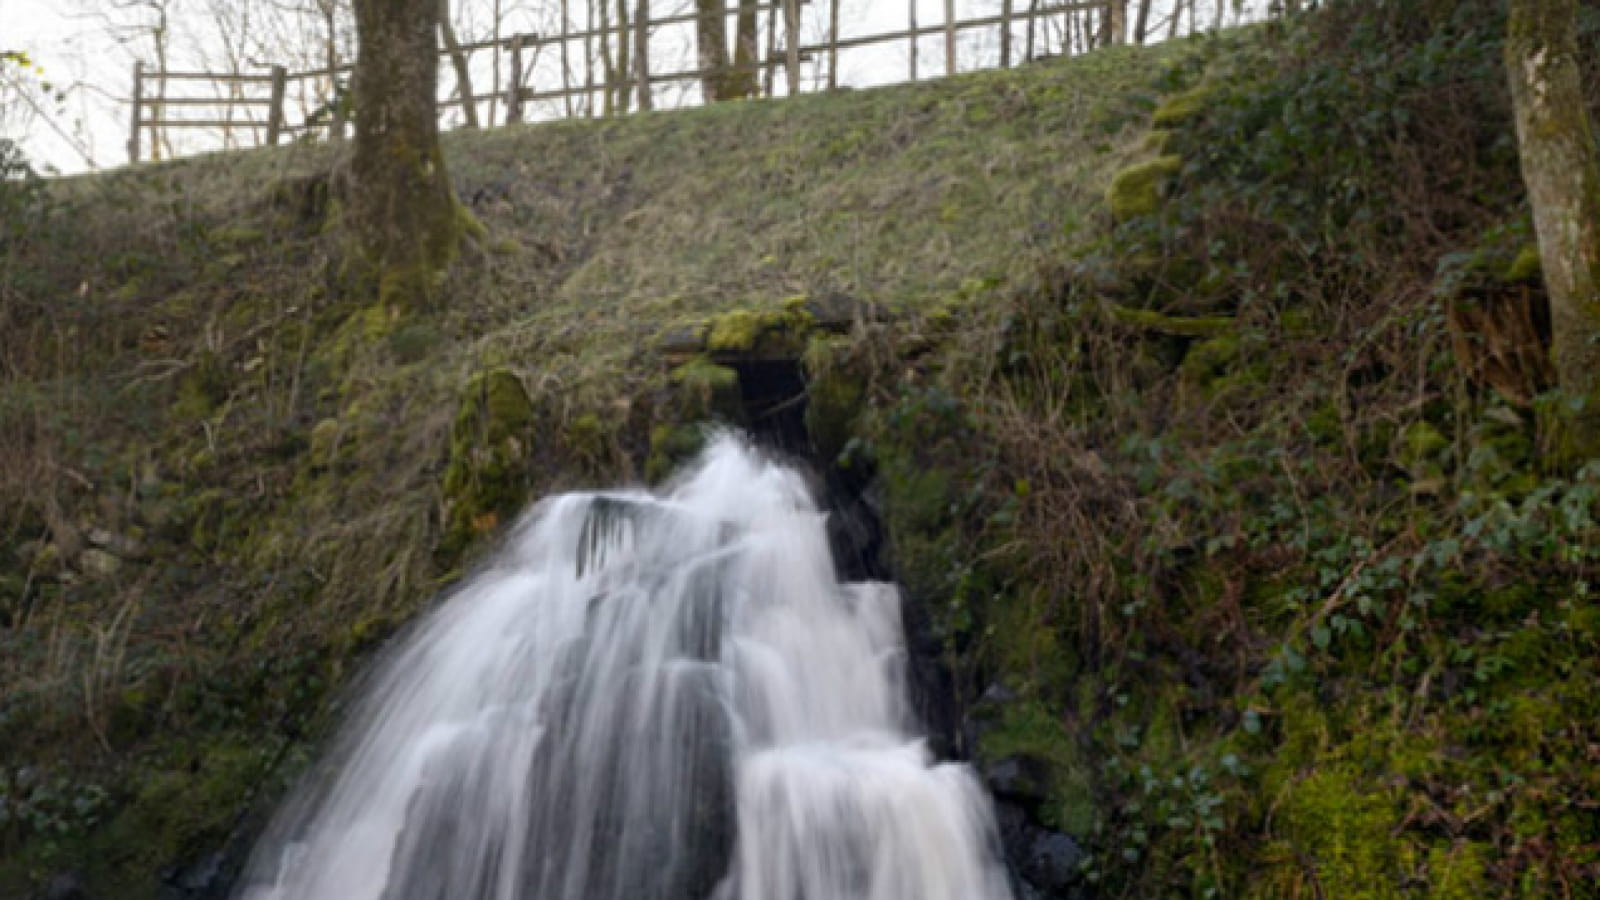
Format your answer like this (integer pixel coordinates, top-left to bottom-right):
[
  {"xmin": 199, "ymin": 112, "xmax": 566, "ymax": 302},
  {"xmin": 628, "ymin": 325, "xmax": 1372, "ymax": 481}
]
[{"xmin": 234, "ymin": 433, "xmax": 1014, "ymax": 900}]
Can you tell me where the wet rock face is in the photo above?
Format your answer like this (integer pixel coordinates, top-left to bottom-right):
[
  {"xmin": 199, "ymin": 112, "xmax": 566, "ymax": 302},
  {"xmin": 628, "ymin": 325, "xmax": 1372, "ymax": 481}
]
[
  {"xmin": 995, "ymin": 804, "xmax": 1090, "ymax": 900},
  {"xmin": 40, "ymin": 871, "xmax": 90, "ymax": 900}
]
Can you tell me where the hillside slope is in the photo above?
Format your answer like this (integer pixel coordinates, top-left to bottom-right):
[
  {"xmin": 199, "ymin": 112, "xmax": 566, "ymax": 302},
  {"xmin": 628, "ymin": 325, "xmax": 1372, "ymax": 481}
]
[
  {"xmin": 5, "ymin": 1, "xmax": 1600, "ymax": 897},
  {"xmin": 0, "ymin": 42, "xmax": 1176, "ymax": 898}
]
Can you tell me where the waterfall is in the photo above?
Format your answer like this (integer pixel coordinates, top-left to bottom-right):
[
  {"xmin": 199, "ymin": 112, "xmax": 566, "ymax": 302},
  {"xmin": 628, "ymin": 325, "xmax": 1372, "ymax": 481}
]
[{"xmin": 234, "ymin": 434, "xmax": 1013, "ymax": 900}]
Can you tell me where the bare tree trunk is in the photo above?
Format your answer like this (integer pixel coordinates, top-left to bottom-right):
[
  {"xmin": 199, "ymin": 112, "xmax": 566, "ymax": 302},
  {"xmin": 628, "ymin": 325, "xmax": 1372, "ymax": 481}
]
[
  {"xmin": 438, "ymin": 0, "xmax": 479, "ymax": 127},
  {"xmin": 320, "ymin": 0, "xmax": 347, "ymax": 139},
  {"xmin": 351, "ymin": 0, "xmax": 463, "ymax": 308},
  {"xmin": 696, "ymin": 0, "xmax": 730, "ymax": 101},
  {"xmin": 634, "ymin": 0, "xmax": 652, "ymax": 110},
  {"xmin": 1108, "ymin": 0, "xmax": 1126, "ymax": 44},
  {"xmin": 1133, "ymin": 0, "xmax": 1153, "ymax": 44},
  {"xmin": 1507, "ymin": 0, "xmax": 1600, "ymax": 459},
  {"xmin": 728, "ymin": 0, "xmax": 759, "ymax": 97},
  {"xmin": 614, "ymin": 0, "xmax": 632, "ymax": 113}
]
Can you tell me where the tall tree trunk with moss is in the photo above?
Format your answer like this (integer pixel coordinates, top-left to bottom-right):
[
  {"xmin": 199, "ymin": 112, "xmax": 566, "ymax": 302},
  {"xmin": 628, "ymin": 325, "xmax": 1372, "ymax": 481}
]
[
  {"xmin": 438, "ymin": 0, "xmax": 479, "ymax": 127},
  {"xmin": 696, "ymin": 0, "xmax": 730, "ymax": 101},
  {"xmin": 1506, "ymin": 0, "xmax": 1600, "ymax": 461},
  {"xmin": 351, "ymin": 0, "xmax": 463, "ymax": 308}
]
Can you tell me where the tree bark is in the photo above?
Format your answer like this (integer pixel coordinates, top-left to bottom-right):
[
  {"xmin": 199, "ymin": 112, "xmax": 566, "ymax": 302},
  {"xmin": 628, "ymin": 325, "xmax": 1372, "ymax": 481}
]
[
  {"xmin": 1132, "ymin": 0, "xmax": 1153, "ymax": 44},
  {"xmin": 1106, "ymin": 0, "xmax": 1126, "ymax": 45},
  {"xmin": 696, "ymin": 0, "xmax": 730, "ymax": 101},
  {"xmin": 1507, "ymin": 0, "xmax": 1600, "ymax": 460},
  {"xmin": 351, "ymin": 0, "xmax": 463, "ymax": 308},
  {"xmin": 727, "ymin": 0, "xmax": 759, "ymax": 98},
  {"xmin": 614, "ymin": 0, "xmax": 632, "ymax": 113},
  {"xmin": 438, "ymin": 0, "xmax": 479, "ymax": 127}
]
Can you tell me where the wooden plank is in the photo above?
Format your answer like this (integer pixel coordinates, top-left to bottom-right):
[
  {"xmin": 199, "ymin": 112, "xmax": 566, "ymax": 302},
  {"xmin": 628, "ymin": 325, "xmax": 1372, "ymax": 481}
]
[
  {"xmin": 784, "ymin": 0, "xmax": 799, "ymax": 95},
  {"xmin": 536, "ymin": 4, "xmax": 784, "ymax": 45},
  {"xmin": 129, "ymin": 96, "xmax": 274, "ymax": 107},
  {"xmin": 816, "ymin": 6, "xmax": 1100, "ymax": 55},
  {"xmin": 908, "ymin": 0, "xmax": 918, "ymax": 80},
  {"xmin": 945, "ymin": 0, "xmax": 957, "ymax": 76},
  {"xmin": 827, "ymin": 0, "xmax": 839, "ymax": 89},
  {"xmin": 153, "ymin": 71, "xmax": 277, "ymax": 83},
  {"xmin": 136, "ymin": 119, "xmax": 273, "ymax": 128}
]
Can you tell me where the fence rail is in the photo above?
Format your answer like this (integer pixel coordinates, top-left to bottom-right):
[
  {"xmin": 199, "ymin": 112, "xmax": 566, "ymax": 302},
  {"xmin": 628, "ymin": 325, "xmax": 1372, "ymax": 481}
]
[{"xmin": 126, "ymin": 0, "xmax": 1160, "ymax": 164}]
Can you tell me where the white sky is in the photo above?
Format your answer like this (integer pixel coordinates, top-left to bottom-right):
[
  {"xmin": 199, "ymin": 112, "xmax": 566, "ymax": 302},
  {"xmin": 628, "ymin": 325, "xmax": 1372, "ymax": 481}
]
[{"xmin": 3, "ymin": 0, "xmax": 1250, "ymax": 175}]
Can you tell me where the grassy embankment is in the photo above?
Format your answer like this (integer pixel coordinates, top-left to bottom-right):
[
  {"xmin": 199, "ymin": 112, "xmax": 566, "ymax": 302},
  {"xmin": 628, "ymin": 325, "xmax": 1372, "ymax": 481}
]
[
  {"xmin": 4, "ymin": 1, "xmax": 1600, "ymax": 895},
  {"xmin": 0, "ymin": 39, "xmax": 1171, "ymax": 896}
]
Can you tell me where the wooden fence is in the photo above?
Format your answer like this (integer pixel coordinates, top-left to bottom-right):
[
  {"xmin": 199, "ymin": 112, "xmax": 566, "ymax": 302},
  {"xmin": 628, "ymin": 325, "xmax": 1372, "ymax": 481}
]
[{"xmin": 127, "ymin": 0, "xmax": 1133, "ymax": 164}]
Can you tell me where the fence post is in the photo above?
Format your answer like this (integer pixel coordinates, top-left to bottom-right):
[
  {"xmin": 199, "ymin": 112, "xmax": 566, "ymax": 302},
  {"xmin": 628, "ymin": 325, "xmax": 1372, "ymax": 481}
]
[
  {"xmin": 265, "ymin": 65, "xmax": 287, "ymax": 146},
  {"xmin": 127, "ymin": 61, "xmax": 143, "ymax": 163},
  {"xmin": 945, "ymin": 0, "xmax": 957, "ymax": 76},
  {"xmin": 1001, "ymin": 0, "xmax": 1013, "ymax": 67},
  {"xmin": 827, "ymin": 0, "xmax": 839, "ymax": 90},
  {"xmin": 783, "ymin": 0, "xmax": 800, "ymax": 96},
  {"xmin": 507, "ymin": 34, "xmax": 525, "ymax": 123},
  {"xmin": 908, "ymin": 0, "xmax": 918, "ymax": 81},
  {"xmin": 763, "ymin": 0, "xmax": 777, "ymax": 95}
]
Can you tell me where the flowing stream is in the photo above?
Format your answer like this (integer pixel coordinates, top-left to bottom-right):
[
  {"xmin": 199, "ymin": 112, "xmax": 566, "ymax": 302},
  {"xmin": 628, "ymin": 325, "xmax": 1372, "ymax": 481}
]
[{"xmin": 235, "ymin": 434, "xmax": 1013, "ymax": 900}]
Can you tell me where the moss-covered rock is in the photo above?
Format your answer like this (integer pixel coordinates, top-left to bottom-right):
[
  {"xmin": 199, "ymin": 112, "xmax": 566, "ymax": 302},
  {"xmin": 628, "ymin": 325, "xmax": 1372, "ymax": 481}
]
[
  {"xmin": 1105, "ymin": 155, "xmax": 1183, "ymax": 221},
  {"xmin": 1150, "ymin": 84, "xmax": 1218, "ymax": 128},
  {"xmin": 669, "ymin": 357, "xmax": 743, "ymax": 421},
  {"xmin": 439, "ymin": 368, "xmax": 538, "ymax": 561},
  {"xmin": 704, "ymin": 296, "xmax": 814, "ymax": 357},
  {"xmin": 802, "ymin": 338, "xmax": 868, "ymax": 466}
]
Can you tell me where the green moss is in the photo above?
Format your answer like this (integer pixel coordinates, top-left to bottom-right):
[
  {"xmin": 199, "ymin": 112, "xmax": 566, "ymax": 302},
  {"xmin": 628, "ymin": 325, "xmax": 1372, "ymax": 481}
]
[
  {"xmin": 1400, "ymin": 420, "xmax": 1449, "ymax": 480},
  {"xmin": 1106, "ymin": 155, "xmax": 1184, "ymax": 221},
  {"xmin": 1427, "ymin": 842, "xmax": 1490, "ymax": 900},
  {"xmin": 1502, "ymin": 243, "xmax": 1542, "ymax": 282},
  {"xmin": 978, "ymin": 700, "xmax": 1096, "ymax": 835},
  {"xmin": 1150, "ymin": 84, "xmax": 1218, "ymax": 127},
  {"xmin": 1180, "ymin": 331, "xmax": 1241, "ymax": 383},
  {"xmin": 173, "ymin": 353, "xmax": 229, "ymax": 419},
  {"xmin": 803, "ymin": 343, "xmax": 866, "ymax": 466},
  {"xmin": 80, "ymin": 738, "xmax": 268, "ymax": 900},
  {"xmin": 308, "ymin": 418, "xmax": 342, "ymax": 468},
  {"xmin": 669, "ymin": 357, "xmax": 742, "ymax": 419},
  {"xmin": 1141, "ymin": 128, "xmax": 1176, "ymax": 153},
  {"xmin": 704, "ymin": 297, "xmax": 814, "ymax": 355},
  {"xmin": 646, "ymin": 423, "xmax": 707, "ymax": 483},
  {"xmin": 1107, "ymin": 301, "xmax": 1232, "ymax": 336},
  {"xmin": 1269, "ymin": 766, "xmax": 1405, "ymax": 899},
  {"xmin": 209, "ymin": 225, "xmax": 265, "ymax": 248},
  {"xmin": 387, "ymin": 323, "xmax": 443, "ymax": 363},
  {"xmin": 438, "ymin": 368, "xmax": 539, "ymax": 561}
]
